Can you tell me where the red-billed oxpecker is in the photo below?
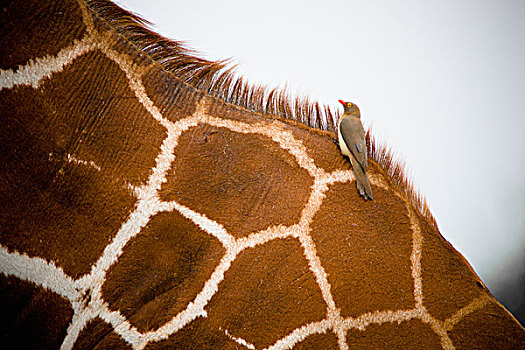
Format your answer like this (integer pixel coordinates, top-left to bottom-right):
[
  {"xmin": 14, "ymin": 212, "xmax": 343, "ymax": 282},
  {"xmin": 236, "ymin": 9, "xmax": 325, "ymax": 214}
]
[{"xmin": 337, "ymin": 100, "xmax": 373, "ymax": 200}]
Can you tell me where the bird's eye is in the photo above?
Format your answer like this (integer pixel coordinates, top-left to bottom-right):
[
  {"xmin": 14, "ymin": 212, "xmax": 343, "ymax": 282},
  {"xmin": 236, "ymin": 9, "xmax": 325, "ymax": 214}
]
[{"xmin": 347, "ymin": 103, "xmax": 352, "ymax": 107}]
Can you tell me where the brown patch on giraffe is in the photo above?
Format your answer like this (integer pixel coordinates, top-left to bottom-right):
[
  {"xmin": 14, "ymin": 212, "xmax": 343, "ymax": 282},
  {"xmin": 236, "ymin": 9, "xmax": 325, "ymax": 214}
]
[
  {"xmin": 205, "ymin": 238, "xmax": 326, "ymax": 349},
  {"xmin": 101, "ymin": 211, "xmax": 224, "ymax": 333},
  {"xmin": 420, "ymin": 218, "xmax": 484, "ymax": 321},
  {"xmin": 72, "ymin": 317, "xmax": 131, "ymax": 350},
  {"xmin": 142, "ymin": 65, "xmax": 201, "ymax": 122},
  {"xmin": 0, "ymin": 0, "xmax": 85, "ymax": 71},
  {"xmin": 0, "ymin": 275, "xmax": 73, "ymax": 349},
  {"xmin": 0, "ymin": 140, "xmax": 135, "ymax": 278},
  {"xmin": 145, "ymin": 317, "xmax": 240, "ymax": 350},
  {"xmin": 1, "ymin": 69, "xmax": 141, "ymax": 277},
  {"xmin": 346, "ymin": 319, "xmax": 442, "ymax": 349},
  {"xmin": 286, "ymin": 122, "xmax": 347, "ymax": 173},
  {"xmin": 293, "ymin": 331, "xmax": 339, "ymax": 349},
  {"xmin": 310, "ymin": 182, "xmax": 414, "ymax": 317},
  {"xmin": 448, "ymin": 301, "xmax": 525, "ymax": 349},
  {"xmin": 160, "ymin": 124, "xmax": 313, "ymax": 238},
  {"xmin": 38, "ymin": 50, "xmax": 167, "ymax": 186}
]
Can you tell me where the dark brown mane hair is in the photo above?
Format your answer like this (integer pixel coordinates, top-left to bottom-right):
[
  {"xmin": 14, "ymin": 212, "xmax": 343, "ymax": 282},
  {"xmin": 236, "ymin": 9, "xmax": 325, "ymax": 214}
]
[{"xmin": 86, "ymin": 0, "xmax": 437, "ymax": 228}]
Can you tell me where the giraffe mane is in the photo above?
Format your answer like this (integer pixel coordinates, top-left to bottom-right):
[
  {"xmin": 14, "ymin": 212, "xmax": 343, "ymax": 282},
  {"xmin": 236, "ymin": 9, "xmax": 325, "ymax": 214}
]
[
  {"xmin": 86, "ymin": 0, "xmax": 437, "ymax": 229},
  {"xmin": 367, "ymin": 132, "xmax": 437, "ymax": 228}
]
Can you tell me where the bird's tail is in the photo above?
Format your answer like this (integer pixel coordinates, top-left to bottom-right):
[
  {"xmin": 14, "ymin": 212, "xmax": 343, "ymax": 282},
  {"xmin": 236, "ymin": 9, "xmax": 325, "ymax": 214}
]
[{"xmin": 353, "ymin": 165, "xmax": 374, "ymax": 200}]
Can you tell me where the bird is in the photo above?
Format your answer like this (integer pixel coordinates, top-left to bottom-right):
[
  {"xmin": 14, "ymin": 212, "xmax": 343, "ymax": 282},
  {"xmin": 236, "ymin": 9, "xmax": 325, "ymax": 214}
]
[{"xmin": 337, "ymin": 100, "xmax": 373, "ymax": 200}]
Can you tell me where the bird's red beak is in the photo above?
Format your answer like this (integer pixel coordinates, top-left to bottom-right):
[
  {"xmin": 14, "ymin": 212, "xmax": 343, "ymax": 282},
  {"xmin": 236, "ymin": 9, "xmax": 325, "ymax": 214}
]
[{"xmin": 338, "ymin": 99, "xmax": 346, "ymax": 106}]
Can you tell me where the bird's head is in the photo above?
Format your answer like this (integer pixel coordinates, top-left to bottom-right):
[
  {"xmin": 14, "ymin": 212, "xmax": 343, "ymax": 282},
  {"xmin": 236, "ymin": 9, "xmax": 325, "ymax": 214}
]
[{"xmin": 338, "ymin": 100, "xmax": 360, "ymax": 116}]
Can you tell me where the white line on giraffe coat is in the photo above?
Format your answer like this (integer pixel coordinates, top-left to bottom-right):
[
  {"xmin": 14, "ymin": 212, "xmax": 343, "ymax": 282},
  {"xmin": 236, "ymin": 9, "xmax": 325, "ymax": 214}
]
[
  {"xmin": 0, "ymin": 37, "xmax": 96, "ymax": 90},
  {"xmin": 0, "ymin": 246, "xmax": 77, "ymax": 300},
  {"xmin": 221, "ymin": 328, "xmax": 256, "ymax": 350},
  {"xmin": 67, "ymin": 154, "xmax": 102, "ymax": 171}
]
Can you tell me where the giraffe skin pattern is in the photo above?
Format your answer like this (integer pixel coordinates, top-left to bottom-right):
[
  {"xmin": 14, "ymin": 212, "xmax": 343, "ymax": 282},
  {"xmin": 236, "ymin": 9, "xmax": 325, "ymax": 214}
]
[{"xmin": 0, "ymin": 1, "xmax": 524, "ymax": 349}]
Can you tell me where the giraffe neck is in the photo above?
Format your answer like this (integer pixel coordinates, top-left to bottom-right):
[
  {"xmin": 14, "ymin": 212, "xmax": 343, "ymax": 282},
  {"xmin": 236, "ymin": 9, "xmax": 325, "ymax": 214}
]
[{"xmin": 0, "ymin": 1, "xmax": 523, "ymax": 349}]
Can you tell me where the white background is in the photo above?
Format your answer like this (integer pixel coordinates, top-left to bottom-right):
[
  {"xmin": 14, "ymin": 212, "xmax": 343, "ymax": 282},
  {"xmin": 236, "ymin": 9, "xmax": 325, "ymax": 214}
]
[{"xmin": 116, "ymin": 0, "xmax": 525, "ymax": 322}]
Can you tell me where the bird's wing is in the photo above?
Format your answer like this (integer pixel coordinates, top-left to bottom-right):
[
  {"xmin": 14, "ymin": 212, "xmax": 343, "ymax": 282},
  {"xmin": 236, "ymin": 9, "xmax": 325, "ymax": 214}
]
[{"xmin": 340, "ymin": 117, "xmax": 367, "ymax": 169}]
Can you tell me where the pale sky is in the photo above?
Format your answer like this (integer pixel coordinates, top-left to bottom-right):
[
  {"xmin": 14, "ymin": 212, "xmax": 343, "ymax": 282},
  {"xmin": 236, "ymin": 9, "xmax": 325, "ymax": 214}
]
[{"xmin": 116, "ymin": 0, "xmax": 525, "ymax": 319}]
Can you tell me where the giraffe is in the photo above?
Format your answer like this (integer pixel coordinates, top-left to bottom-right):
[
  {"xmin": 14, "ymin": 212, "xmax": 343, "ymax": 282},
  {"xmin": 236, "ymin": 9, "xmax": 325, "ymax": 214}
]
[{"xmin": 0, "ymin": 0, "xmax": 524, "ymax": 349}]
